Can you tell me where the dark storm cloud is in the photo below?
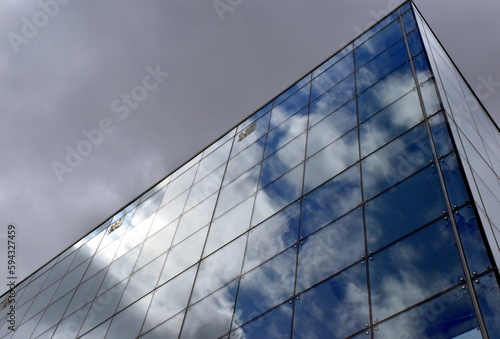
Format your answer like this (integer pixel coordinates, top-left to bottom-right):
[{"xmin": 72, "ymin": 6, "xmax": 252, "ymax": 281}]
[{"xmin": 0, "ymin": 0, "xmax": 498, "ymax": 289}]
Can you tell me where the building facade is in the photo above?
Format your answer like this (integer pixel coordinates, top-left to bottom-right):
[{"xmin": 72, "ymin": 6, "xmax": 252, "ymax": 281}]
[{"xmin": 1, "ymin": 1, "xmax": 499, "ymax": 338}]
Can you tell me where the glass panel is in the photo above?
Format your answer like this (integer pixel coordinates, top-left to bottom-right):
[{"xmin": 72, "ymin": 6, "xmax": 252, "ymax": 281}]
[
  {"xmin": 160, "ymin": 164, "xmax": 197, "ymax": 207},
  {"xmin": 293, "ymin": 263, "xmax": 369, "ymax": 339},
  {"xmin": 205, "ymin": 197, "xmax": 253, "ymax": 256},
  {"xmin": 196, "ymin": 139, "xmax": 232, "ymax": 181},
  {"xmin": 52, "ymin": 258, "xmax": 89, "ymax": 302},
  {"xmin": 354, "ymin": 10, "xmax": 399, "ymax": 47},
  {"xmin": 273, "ymin": 75, "xmax": 309, "ymax": 108},
  {"xmin": 455, "ymin": 206, "xmax": 493, "ymax": 276},
  {"xmin": 362, "ymin": 124, "xmax": 432, "ymax": 199},
  {"xmin": 414, "ymin": 52, "xmax": 433, "ymax": 84},
  {"xmin": 311, "ymin": 53, "xmax": 353, "ymax": 100},
  {"xmin": 238, "ymin": 103, "xmax": 272, "ymax": 134},
  {"xmin": 234, "ymin": 247, "xmax": 296, "ymax": 325},
  {"xmin": 243, "ymin": 202, "xmax": 299, "ymax": 272},
  {"xmin": 297, "ymin": 209, "xmax": 364, "ymax": 291},
  {"xmin": 232, "ymin": 112, "xmax": 270, "ymax": 156},
  {"xmin": 224, "ymin": 137, "xmax": 265, "ymax": 185},
  {"xmin": 374, "ymin": 286, "xmax": 480, "ymax": 339},
  {"xmin": 64, "ymin": 269, "xmax": 107, "ymax": 317},
  {"xmin": 185, "ymin": 164, "xmax": 224, "ymax": 210},
  {"xmin": 309, "ymin": 74, "xmax": 355, "ymax": 126},
  {"xmin": 429, "ymin": 112, "xmax": 453, "ymax": 157},
  {"xmin": 265, "ymin": 106, "xmax": 308, "ymax": 158},
  {"xmin": 270, "ymin": 84, "xmax": 310, "ymax": 129},
  {"xmin": 79, "ymin": 280, "xmax": 126, "ymax": 336},
  {"xmin": 52, "ymin": 302, "xmax": 92, "ymax": 339},
  {"xmin": 115, "ymin": 214, "xmax": 152, "ymax": 258},
  {"xmin": 152, "ymin": 190, "xmax": 188, "ymax": 233},
  {"xmin": 313, "ymin": 44, "xmax": 353, "ymax": 78},
  {"xmin": 402, "ymin": 9, "xmax": 417, "ymax": 33},
  {"xmin": 356, "ymin": 39, "xmax": 409, "ymax": 93},
  {"xmin": 15, "ymin": 270, "xmax": 49, "ymax": 308},
  {"xmin": 366, "ymin": 165, "xmax": 447, "ymax": 251},
  {"xmin": 360, "ymin": 89, "xmax": 423, "ymax": 157},
  {"xmin": 407, "ymin": 28, "xmax": 424, "ymax": 57},
  {"xmin": 160, "ymin": 226, "xmax": 207, "ymax": 284},
  {"xmin": 355, "ymin": 18, "xmax": 403, "ymax": 67},
  {"xmin": 81, "ymin": 240, "xmax": 118, "ymax": 282},
  {"xmin": 370, "ymin": 219, "xmax": 465, "ymax": 320},
  {"xmin": 118, "ymin": 253, "xmax": 165, "ymax": 311},
  {"xmin": 441, "ymin": 152, "xmax": 470, "ymax": 208},
  {"xmin": 22, "ymin": 282, "xmax": 59, "ymax": 322},
  {"xmin": 79, "ymin": 318, "xmax": 110, "ymax": 339},
  {"xmin": 421, "ymin": 78, "xmax": 442, "ymax": 116},
  {"xmin": 32, "ymin": 292, "xmax": 73, "ymax": 337},
  {"xmin": 180, "ymin": 281, "xmax": 238, "ymax": 339},
  {"xmin": 174, "ymin": 193, "xmax": 217, "ymax": 245},
  {"xmin": 134, "ymin": 221, "xmax": 176, "ymax": 271},
  {"xmin": 214, "ymin": 165, "xmax": 260, "ymax": 218},
  {"xmin": 260, "ymin": 134, "xmax": 306, "ymax": 188},
  {"xmin": 10, "ymin": 311, "xmax": 42, "ymax": 339},
  {"xmin": 306, "ymin": 100, "xmax": 356, "ymax": 156},
  {"xmin": 41, "ymin": 251, "xmax": 77, "ymax": 290},
  {"xmin": 304, "ymin": 128, "xmax": 358, "ymax": 192},
  {"xmin": 232, "ymin": 302, "xmax": 292, "ymax": 339},
  {"xmin": 141, "ymin": 311, "xmax": 184, "ymax": 339},
  {"xmin": 358, "ymin": 62, "xmax": 415, "ymax": 122},
  {"xmin": 301, "ymin": 165, "xmax": 361, "ymax": 237},
  {"xmin": 130, "ymin": 188, "xmax": 164, "ymax": 227},
  {"xmin": 143, "ymin": 265, "xmax": 197, "ymax": 333},
  {"xmin": 105, "ymin": 294, "xmax": 152, "ymax": 339},
  {"xmin": 98, "ymin": 245, "xmax": 140, "ymax": 295},
  {"xmin": 252, "ymin": 164, "xmax": 304, "ymax": 226},
  {"xmin": 192, "ymin": 236, "xmax": 246, "ymax": 303},
  {"xmin": 474, "ymin": 272, "xmax": 500, "ymax": 336}
]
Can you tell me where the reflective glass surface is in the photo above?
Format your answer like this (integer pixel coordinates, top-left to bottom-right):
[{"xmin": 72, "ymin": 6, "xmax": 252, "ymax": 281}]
[
  {"xmin": 232, "ymin": 302, "xmax": 292, "ymax": 339},
  {"xmin": 293, "ymin": 263, "xmax": 369, "ymax": 339}
]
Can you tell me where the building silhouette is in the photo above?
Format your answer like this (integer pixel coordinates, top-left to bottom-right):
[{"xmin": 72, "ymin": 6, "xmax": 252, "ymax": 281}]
[{"xmin": 1, "ymin": 1, "xmax": 499, "ymax": 338}]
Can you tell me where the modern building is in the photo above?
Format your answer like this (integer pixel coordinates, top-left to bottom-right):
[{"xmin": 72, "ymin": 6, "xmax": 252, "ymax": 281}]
[{"xmin": 1, "ymin": 1, "xmax": 499, "ymax": 338}]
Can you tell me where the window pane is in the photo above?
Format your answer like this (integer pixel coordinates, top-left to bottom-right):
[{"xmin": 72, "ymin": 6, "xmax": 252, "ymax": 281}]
[
  {"xmin": 234, "ymin": 247, "xmax": 296, "ymax": 325},
  {"xmin": 180, "ymin": 281, "xmax": 238, "ymax": 339},
  {"xmin": 355, "ymin": 18, "xmax": 403, "ymax": 67},
  {"xmin": 160, "ymin": 226, "xmax": 207, "ymax": 284},
  {"xmin": 271, "ymin": 84, "xmax": 310, "ymax": 129},
  {"xmin": 309, "ymin": 74, "xmax": 355, "ymax": 126},
  {"xmin": 293, "ymin": 263, "xmax": 369, "ymax": 339},
  {"xmin": 421, "ymin": 78, "xmax": 442, "ymax": 116},
  {"xmin": 362, "ymin": 124, "xmax": 432, "ymax": 199},
  {"xmin": 265, "ymin": 106, "xmax": 308, "ymax": 158},
  {"xmin": 407, "ymin": 28, "xmax": 424, "ymax": 57},
  {"xmin": 358, "ymin": 62, "xmax": 415, "ymax": 122},
  {"xmin": 360, "ymin": 89, "xmax": 423, "ymax": 157},
  {"xmin": 313, "ymin": 44, "xmax": 353, "ymax": 78},
  {"xmin": 305, "ymin": 128, "xmax": 358, "ymax": 192},
  {"xmin": 474, "ymin": 272, "xmax": 500, "ymax": 336},
  {"xmin": 252, "ymin": 164, "xmax": 304, "ymax": 226},
  {"xmin": 134, "ymin": 221, "xmax": 176, "ymax": 271},
  {"xmin": 174, "ymin": 193, "xmax": 217, "ymax": 245},
  {"xmin": 192, "ymin": 236, "xmax": 246, "ymax": 303},
  {"xmin": 32, "ymin": 292, "xmax": 73, "ymax": 337},
  {"xmin": 441, "ymin": 152, "xmax": 470, "ymax": 208},
  {"xmin": 196, "ymin": 139, "xmax": 232, "ymax": 181},
  {"xmin": 302, "ymin": 165, "xmax": 361, "ymax": 237},
  {"xmin": 160, "ymin": 165, "xmax": 197, "ymax": 207},
  {"xmin": 429, "ymin": 112, "xmax": 453, "ymax": 157},
  {"xmin": 232, "ymin": 302, "xmax": 292, "ymax": 339},
  {"xmin": 370, "ymin": 219, "xmax": 464, "ymax": 320},
  {"xmin": 402, "ymin": 9, "xmax": 417, "ymax": 33},
  {"xmin": 204, "ymin": 197, "xmax": 253, "ymax": 255},
  {"xmin": 141, "ymin": 311, "xmax": 184, "ymax": 339},
  {"xmin": 354, "ymin": 11, "xmax": 399, "ymax": 47},
  {"xmin": 414, "ymin": 52, "xmax": 433, "ymax": 84},
  {"xmin": 243, "ymin": 202, "xmax": 300, "ymax": 272},
  {"xmin": 151, "ymin": 190, "xmax": 188, "ymax": 233},
  {"xmin": 185, "ymin": 164, "xmax": 224, "ymax": 210},
  {"xmin": 224, "ymin": 137, "xmax": 265, "ymax": 185},
  {"xmin": 455, "ymin": 206, "xmax": 493, "ymax": 276},
  {"xmin": 106, "ymin": 294, "xmax": 152, "ymax": 339},
  {"xmin": 374, "ymin": 286, "xmax": 480, "ymax": 338},
  {"xmin": 311, "ymin": 53, "xmax": 353, "ymax": 100},
  {"xmin": 143, "ymin": 265, "xmax": 197, "ymax": 333},
  {"xmin": 232, "ymin": 112, "xmax": 270, "ymax": 156},
  {"xmin": 356, "ymin": 39, "xmax": 409, "ymax": 93},
  {"xmin": 306, "ymin": 100, "xmax": 356, "ymax": 157},
  {"xmin": 297, "ymin": 209, "xmax": 364, "ymax": 291},
  {"xmin": 366, "ymin": 165, "xmax": 447, "ymax": 251},
  {"xmin": 260, "ymin": 134, "xmax": 306, "ymax": 188}
]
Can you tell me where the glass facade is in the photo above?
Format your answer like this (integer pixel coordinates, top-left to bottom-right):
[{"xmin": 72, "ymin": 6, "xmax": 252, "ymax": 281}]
[{"xmin": 1, "ymin": 2, "xmax": 499, "ymax": 338}]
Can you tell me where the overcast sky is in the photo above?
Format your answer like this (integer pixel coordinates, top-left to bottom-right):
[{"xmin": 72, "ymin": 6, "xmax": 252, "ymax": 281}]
[{"xmin": 0, "ymin": 0, "xmax": 499, "ymax": 292}]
